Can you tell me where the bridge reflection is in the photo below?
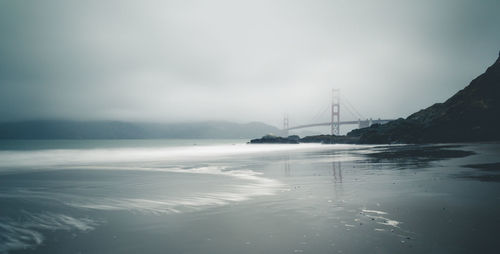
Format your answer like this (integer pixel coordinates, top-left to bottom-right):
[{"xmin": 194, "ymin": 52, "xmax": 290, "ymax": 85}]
[
  {"xmin": 282, "ymin": 155, "xmax": 342, "ymax": 183},
  {"xmin": 332, "ymin": 161, "xmax": 342, "ymax": 183},
  {"xmin": 283, "ymin": 154, "xmax": 291, "ymax": 177}
]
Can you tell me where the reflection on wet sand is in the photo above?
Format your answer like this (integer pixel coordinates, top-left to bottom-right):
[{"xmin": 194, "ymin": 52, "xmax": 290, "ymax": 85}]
[
  {"xmin": 284, "ymin": 154, "xmax": 291, "ymax": 177},
  {"xmin": 281, "ymin": 153, "xmax": 343, "ymax": 184},
  {"xmin": 332, "ymin": 161, "xmax": 342, "ymax": 183}
]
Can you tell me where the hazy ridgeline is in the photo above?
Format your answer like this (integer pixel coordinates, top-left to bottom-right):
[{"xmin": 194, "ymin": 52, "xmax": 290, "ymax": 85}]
[{"xmin": 0, "ymin": 121, "xmax": 283, "ymax": 139}]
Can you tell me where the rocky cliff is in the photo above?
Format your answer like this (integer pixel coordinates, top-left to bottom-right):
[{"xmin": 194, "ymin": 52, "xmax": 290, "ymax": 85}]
[{"xmin": 348, "ymin": 51, "xmax": 500, "ymax": 144}]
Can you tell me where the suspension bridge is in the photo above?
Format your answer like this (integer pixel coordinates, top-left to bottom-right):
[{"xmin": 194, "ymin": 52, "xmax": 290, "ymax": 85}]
[{"xmin": 283, "ymin": 89, "xmax": 394, "ymax": 135}]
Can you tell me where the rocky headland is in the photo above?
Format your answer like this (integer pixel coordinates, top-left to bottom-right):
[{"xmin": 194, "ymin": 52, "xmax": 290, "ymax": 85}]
[
  {"xmin": 251, "ymin": 51, "xmax": 500, "ymax": 145},
  {"xmin": 249, "ymin": 134, "xmax": 301, "ymax": 144},
  {"xmin": 348, "ymin": 51, "xmax": 500, "ymax": 144},
  {"xmin": 249, "ymin": 134, "xmax": 359, "ymax": 144}
]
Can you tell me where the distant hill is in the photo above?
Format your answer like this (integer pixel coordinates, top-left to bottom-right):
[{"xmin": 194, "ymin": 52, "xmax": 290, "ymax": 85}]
[
  {"xmin": 349, "ymin": 51, "xmax": 500, "ymax": 144},
  {"xmin": 0, "ymin": 120, "xmax": 282, "ymax": 139}
]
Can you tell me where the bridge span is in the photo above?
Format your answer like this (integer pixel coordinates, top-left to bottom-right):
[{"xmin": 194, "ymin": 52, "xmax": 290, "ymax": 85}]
[
  {"xmin": 283, "ymin": 89, "xmax": 395, "ymax": 135},
  {"xmin": 286, "ymin": 119, "xmax": 394, "ymax": 131}
]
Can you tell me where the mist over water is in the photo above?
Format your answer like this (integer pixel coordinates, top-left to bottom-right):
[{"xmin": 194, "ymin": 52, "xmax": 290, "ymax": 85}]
[
  {"xmin": 0, "ymin": 142, "xmax": 329, "ymax": 169},
  {"xmin": 0, "ymin": 141, "xmax": 324, "ymax": 252}
]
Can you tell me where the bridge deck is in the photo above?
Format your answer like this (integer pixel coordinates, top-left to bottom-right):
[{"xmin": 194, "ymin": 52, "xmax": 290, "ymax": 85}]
[{"xmin": 286, "ymin": 119, "xmax": 394, "ymax": 131}]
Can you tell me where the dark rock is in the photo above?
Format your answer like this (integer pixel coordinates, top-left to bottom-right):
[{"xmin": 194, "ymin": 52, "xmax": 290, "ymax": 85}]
[
  {"xmin": 300, "ymin": 134, "xmax": 359, "ymax": 144},
  {"xmin": 249, "ymin": 134, "xmax": 359, "ymax": 144},
  {"xmin": 348, "ymin": 51, "xmax": 500, "ymax": 144},
  {"xmin": 249, "ymin": 134, "xmax": 300, "ymax": 144},
  {"xmin": 288, "ymin": 135, "xmax": 301, "ymax": 142}
]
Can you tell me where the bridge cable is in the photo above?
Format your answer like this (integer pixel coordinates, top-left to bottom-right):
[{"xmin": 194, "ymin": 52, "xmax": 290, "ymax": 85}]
[
  {"xmin": 309, "ymin": 104, "xmax": 330, "ymax": 124},
  {"xmin": 341, "ymin": 102, "xmax": 359, "ymax": 121},
  {"xmin": 340, "ymin": 94, "xmax": 365, "ymax": 120}
]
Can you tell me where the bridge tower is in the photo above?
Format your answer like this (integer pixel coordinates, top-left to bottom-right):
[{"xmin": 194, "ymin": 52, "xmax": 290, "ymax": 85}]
[
  {"xmin": 283, "ymin": 114, "xmax": 289, "ymax": 136},
  {"xmin": 331, "ymin": 89, "xmax": 340, "ymax": 135}
]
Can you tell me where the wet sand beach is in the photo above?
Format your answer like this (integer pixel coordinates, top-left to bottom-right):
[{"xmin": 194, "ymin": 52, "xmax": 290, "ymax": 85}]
[{"xmin": 1, "ymin": 141, "xmax": 499, "ymax": 253}]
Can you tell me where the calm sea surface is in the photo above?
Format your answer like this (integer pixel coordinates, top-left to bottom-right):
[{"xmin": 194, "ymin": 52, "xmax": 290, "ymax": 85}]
[{"xmin": 1, "ymin": 140, "xmax": 499, "ymax": 253}]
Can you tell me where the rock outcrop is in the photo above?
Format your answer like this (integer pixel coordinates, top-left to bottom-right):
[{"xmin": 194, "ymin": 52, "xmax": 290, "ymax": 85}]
[
  {"xmin": 348, "ymin": 51, "xmax": 500, "ymax": 144},
  {"xmin": 249, "ymin": 134, "xmax": 300, "ymax": 144},
  {"xmin": 300, "ymin": 134, "xmax": 359, "ymax": 144},
  {"xmin": 250, "ymin": 134, "xmax": 359, "ymax": 144}
]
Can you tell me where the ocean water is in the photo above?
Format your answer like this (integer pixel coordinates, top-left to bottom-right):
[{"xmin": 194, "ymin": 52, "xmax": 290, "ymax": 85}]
[{"xmin": 0, "ymin": 140, "xmax": 499, "ymax": 253}]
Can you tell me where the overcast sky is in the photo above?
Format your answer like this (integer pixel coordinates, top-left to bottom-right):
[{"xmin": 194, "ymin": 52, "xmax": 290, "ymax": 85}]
[{"xmin": 1, "ymin": 0, "xmax": 499, "ymax": 127}]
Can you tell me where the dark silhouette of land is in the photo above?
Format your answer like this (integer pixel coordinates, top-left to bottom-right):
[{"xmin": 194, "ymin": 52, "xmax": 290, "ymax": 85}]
[
  {"xmin": 252, "ymin": 51, "xmax": 500, "ymax": 144},
  {"xmin": 348, "ymin": 51, "xmax": 500, "ymax": 144},
  {"xmin": 0, "ymin": 121, "xmax": 280, "ymax": 139},
  {"xmin": 249, "ymin": 134, "xmax": 359, "ymax": 144}
]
